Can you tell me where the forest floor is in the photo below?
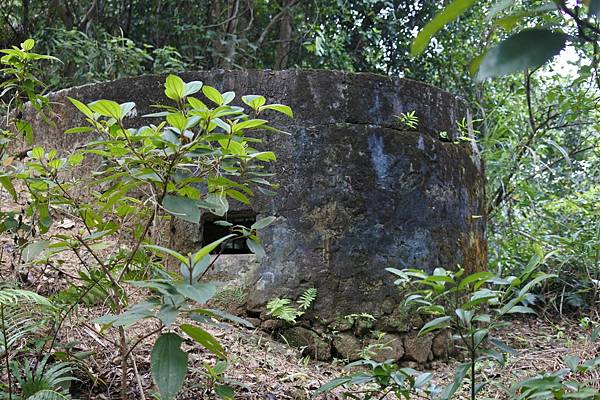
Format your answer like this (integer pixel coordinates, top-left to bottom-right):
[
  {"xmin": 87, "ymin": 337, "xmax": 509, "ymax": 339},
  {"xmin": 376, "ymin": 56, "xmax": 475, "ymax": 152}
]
[{"xmin": 1, "ymin": 195, "xmax": 599, "ymax": 399}]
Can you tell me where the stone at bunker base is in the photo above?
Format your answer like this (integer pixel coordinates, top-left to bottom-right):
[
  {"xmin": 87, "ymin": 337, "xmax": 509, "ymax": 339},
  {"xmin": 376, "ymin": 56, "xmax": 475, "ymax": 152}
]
[{"xmin": 23, "ymin": 70, "xmax": 486, "ymax": 363}]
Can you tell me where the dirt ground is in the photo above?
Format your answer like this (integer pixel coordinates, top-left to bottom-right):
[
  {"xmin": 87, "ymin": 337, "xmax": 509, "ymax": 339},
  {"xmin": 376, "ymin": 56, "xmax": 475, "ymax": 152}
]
[{"xmin": 1, "ymin": 190, "xmax": 599, "ymax": 399}]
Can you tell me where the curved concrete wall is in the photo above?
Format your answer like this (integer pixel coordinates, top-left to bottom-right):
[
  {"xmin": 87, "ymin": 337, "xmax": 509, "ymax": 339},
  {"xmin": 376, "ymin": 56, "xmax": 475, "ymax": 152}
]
[{"xmin": 21, "ymin": 70, "xmax": 486, "ymax": 360}]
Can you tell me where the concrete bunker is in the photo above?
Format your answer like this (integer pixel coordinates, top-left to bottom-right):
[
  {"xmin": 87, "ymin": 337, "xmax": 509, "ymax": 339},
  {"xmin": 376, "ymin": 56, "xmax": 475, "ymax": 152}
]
[{"xmin": 22, "ymin": 70, "xmax": 486, "ymax": 362}]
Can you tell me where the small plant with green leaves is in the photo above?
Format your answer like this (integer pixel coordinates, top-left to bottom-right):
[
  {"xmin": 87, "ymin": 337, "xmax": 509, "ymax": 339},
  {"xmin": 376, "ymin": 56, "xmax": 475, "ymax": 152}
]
[
  {"xmin": 266, "ymin": 287, "xmax": 317, "ymax": 324},
  {"xmin": 506, "ymin": 350, "xmax": 600, "ymax": 399},
  {"xmin": 316, "ymin": 359, "xmax": 435, "ymax": 399},
  {"xmin": 1, "ymin": 35, "xmax": 293, "ymax": 399},
  {"xmin": 397, "ymin": 110, "xmax": 419, "ymax": 130},
  {"xmin": 188, "ymin": 360, "xmax": 248, "ymax": 400},
  {"xmin": 386, "ymin": 260, "xmax": 555, "ymax": 400}
]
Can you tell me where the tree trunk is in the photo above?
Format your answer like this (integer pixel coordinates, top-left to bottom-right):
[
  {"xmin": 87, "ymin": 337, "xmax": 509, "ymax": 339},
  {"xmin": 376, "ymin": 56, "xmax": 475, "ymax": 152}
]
[{"xmin": 275, "ymin": 0, "xmax": 293, "ymax": 70}]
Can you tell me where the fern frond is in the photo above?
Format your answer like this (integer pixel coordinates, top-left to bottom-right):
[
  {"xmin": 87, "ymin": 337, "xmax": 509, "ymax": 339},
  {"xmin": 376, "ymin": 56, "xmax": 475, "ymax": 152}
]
[
  {"xmin": 297, "ymin": 288, "xmax": 317, "ymax": 311},
  {"xmin": 27, "ymin": 390, "xmax": 70, "ymax": 400},
  {"xmin": 266, "ymin": 298, "xmax": 303, "ymax": 323},
  {"xmin": 0, "ymin": 289, "xmax": 53, "ymax": 308}
]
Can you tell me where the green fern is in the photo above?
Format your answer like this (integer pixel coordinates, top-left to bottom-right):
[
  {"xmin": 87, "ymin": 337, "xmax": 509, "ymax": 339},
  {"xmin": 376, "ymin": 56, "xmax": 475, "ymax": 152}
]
[
  {"xmin": 297, "ymin": 288, "xmax": 317, "ymax": 311},
  {"xmin": 0, "ymin": 287, "xmax": 58, "ymax": 400},
  {"xmin": 266, "ymin": 298, "xmax": 302, "ymax": 323},
  {"xmin": 266, "ymin": 288, "xmax": 317, "ymax": 324},
  {"xmin": 9, "ymin": 357, "xmax": 76, "ymax": 399}
]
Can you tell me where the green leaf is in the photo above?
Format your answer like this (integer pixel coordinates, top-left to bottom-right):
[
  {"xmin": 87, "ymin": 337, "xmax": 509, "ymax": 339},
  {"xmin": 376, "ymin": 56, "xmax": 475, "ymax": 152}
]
[
  {"xmin": 477, "ymin": 29, "xmax": 569, "ymax": 80},
  {"xmin": 30, "ymin": 146, "xmax": 44, "ymax": 160},
  {"xmin": 489, "ymin": 337, "xmax": 518, "ymax": 355},
  {"xmin": 162, "ymin": 195, "xmax": 201, "ymax": 223},
  {"xmin": 166, "ymin": 112, "xmax": 187, "ymax": 132},
  {"xmin": 145, "ymin": 244, "xmax": 188, "ymax": 265},
  {"xmin": 157, "ymin": 304, "xmax": 179, "ymax": 326},
  {"xmin": 234, "ymin": 119, "xmax": 268, "ymax": 132},
  {"xmin": 315, "ymin": 377, "xmax": 353, "ymax": 394},
  {"xmin": 258, "ymin": 104, "xmax": 293, "ymax": 117},
  {"xmin": 151, "ymin": 333, "xmax": 188, "ymax": 400},
  {"xmin": 458, "ymin": 271, "xmax": 495, "ymax": 289},
  {"xmin": 241, "ymin": 95, "xmax": 266, "ymax": 110},
  {"xmin": 0, "ymin": 176, "xmax": 17, "ymax": 201},
  {"xmin": 251, "ymin": 216, "xmax": 276, "ymax": 230},
  {"xmin": 214, "ymin": 384, "xmax": 235, "ymax": 399},
  {"xmin": 181, "ymin": 324, "xmax": 227, "ymax": 359},
  {"xmin": 64, "ymin": 126, "xmax": 94, "ymax": 134},
  {"xmin": 183, "ymin": 81, "xmax": 203, "ymax": 97},
  {"xmin": 246, "ymin": 238, "xmax": 266, "ymax": 259},
  {"xmin": 68, "ymin": 97, "xmax": 94, "ymax": 119},
  {"xmin": 187, "ymin": 97, "xmax": 208, "ymax": 110},
  {"xmin": 506, "ymin": 305, "xmax": 536, "ymax": 314},
  {"xmin": 21, "ymin": 38, "xmax": 35, "ymax": 51},
  {"xmin": 22, "ymin": 240, "xmax": 49, "ymax": 262},
  {"xmin": 203, "ymin": 85, "xmax": 224, "ymax": 105},
  {"xmin": 410, "ymin": 0, "xmax": 478, "ymax": 56},
  {"xmin": 222, "ymin": 91, "xmax": 235, "ymax": 104},
  {"xmin": 419, "ymin": 316, "xmax": 451, "ymax": 335},
  {"xmin": 175, "ymin": 282, "xmax": 217, "ymax": 304},
  {"xmin": 165, "ymin": 74, "xmax": 185, "ymax": 101},
  {"xmin": 438, "ymin": 362, "xmax": 469, "ymax": 399},
  {"xmin": 88, "ymin": 100, "xmax": 123, "ymax": 120},
  {"xmin": 226, "ymin": 189, "xmax": 250, "ymax": 204},
  {"xmin": 252, "ymin": 151, "xmax": 276, "ymax": 162},
  {"xmin": 191, "ymin": 234, "xmax": 236, "ymax": 265}
]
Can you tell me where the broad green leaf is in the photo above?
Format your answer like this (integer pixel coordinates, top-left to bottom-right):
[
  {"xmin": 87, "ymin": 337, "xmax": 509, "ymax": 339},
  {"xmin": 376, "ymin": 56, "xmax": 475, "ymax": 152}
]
[
  {"xmin": 438, "ymin": 362, "xmax": 469, "ymax": 399},
  {"xmin": 214, "ymin": 384, "xmax": 235, "ymax": 399},
  {"xmin": 203, "ymin": 85, "xmax": 224, "ymax": 105},
  {"xmin": 506, "ymin": 305, "xmax": 536, "ymax": 314},
  {"xmin": 458, "ymin": 271, "xmax": 495, "ymax": 289},
  {"xmin": 234, "ymin": 119, "xmax": 268, "ymax": 131},
  {"xmin": 151, "ymin": 333, "xmax": 188, "ymax": 400},
  {"xmin": 258, "ymin": 104, "xmax": 293, "ymax": 117},
  {"xmin": 64, "ymin": 126, "xmax": 94, "ymax": 134},
  {"xmin": 410, "ymin": 0, "xmax": 478, "ymax": 56},
  {"xmin": 246, "ymin": 238, "xmax": 266, "ymax": 259},
  {"xmin": 157, "ymin": 304, "xmax": 179, "ymax": 326},
  {"xmin": 183, "ymin": 80, "xmax": 203, "ymax": 97},
  {"xmin": 145, "ymin": 244, "xmax": 188, "ymax": 264},
  {"xmin": 187, "ymin": 97, "xmax": 208, "ymax": 110},
  {"xmin": 477, "ymin": 29, "xmax": 569, "ymax": 80},
  {"xmin": 165, "ymin": 74, "xmax": 185, "ymax": 100},
  {"xmin": 251, "ymin": 216, "xmax": 276, "ymax": 230},
  {"xmin": 68, "ymin": 97, "xmax": 94, "ymax": 119},
  {"xmin": 21, "ymin": 38, "xmax": 35, "ymax": 51},
  {"xmin": 166, "ymin": 113, "xmax": 187, "ymax": 132},
  {"xmin": 419, "ymin": 315, "xmax": 451, "ymax": 335},
  {"xmin": 181, "ymin": 324, "xmax": 226, "ymax": 359},
  {"xmin": 241, "ymin": 95, "xmax": 266, "ymax": 110},
  {"xmin": 30, "ymin": 146, "xmax": 44, "ymax": 160},
  {"xmin": 252, "ymin": 151, "xmax": 276, "ymax": 161},
  {"xmin": 222, "ymin": 91, "xmax": 235, "ymax": 104},
  {"xmin": 314, "ymin": 377, "xmax": 353, "ymax": 394},
  {"xmin": 120, "ymin": 102, "xmax": 136, "ymax": 117},
  {"xmin": 175, "ymin": 282, "xmax": 217, "ymax": 304},
  {"xmin": 191, "ymin": 234, "xmax": 236, "ymax": 264},
  {"xmin": 22, "ymin": 240, "xmax": 49, "ymax": 262},
  {"xmin": 0, "ymin": 176, "xmax": 17, "ymax": 201},
  {"xmin": 162, "ymin": 195, "xmax": 201, "ymax": 223},
  {"xmin": 226, "ymin": 189, "xmax": 250, "ymax": 204},
  {"xmin": 88, "ymin": 99, "xmax": 123, "ymax": 120}
]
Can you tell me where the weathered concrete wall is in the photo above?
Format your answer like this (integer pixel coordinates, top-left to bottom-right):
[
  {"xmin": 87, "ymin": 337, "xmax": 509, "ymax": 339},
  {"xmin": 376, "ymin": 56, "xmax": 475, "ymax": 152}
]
[{"xmin": 20, "ymin": 70, "xmax": 486, "ymax": 362}]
